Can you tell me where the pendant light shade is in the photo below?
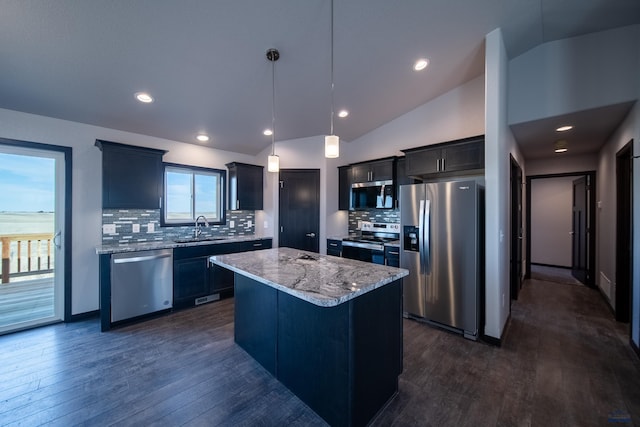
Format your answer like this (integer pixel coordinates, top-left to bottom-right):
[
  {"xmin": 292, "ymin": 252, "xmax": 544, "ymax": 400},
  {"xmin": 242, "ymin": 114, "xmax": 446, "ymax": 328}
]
[
  {"xmin": 325, "ymin": 0, "xmax": 339, "ymax": 158},
  {"xmin": 325, "ymin": 135, "xmax": 339, "ymax": 158},
  {"xmin": 267, "ymin": 48, "xmax": 280, "ymax": 172},
  {"xmin": 267, "ymin": 154, "xmax": 280, "ymax": 172}
]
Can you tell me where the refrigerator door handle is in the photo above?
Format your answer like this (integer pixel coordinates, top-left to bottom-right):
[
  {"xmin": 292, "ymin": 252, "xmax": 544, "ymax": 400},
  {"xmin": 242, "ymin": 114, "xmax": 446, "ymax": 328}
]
[
  {"xmin": 424, "ymin": 199, "xmax": 431, "ymax": 273},
  {"xmin": 418, "ymin": 199, "xmax": 425, "ymax": 274}
]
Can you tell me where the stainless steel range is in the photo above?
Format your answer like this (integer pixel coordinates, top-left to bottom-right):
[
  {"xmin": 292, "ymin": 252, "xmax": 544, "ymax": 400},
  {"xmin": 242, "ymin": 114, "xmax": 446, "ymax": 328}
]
[{"xmin": 342, "ymin": 221, "xmax": 400, "ymax": 265}]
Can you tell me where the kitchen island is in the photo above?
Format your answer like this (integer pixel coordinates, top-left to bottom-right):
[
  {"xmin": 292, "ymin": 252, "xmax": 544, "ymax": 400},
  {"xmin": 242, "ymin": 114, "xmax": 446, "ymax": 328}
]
[{"xmin": 210, "ymin": 247, "xmax": 408, "ymax": 427}]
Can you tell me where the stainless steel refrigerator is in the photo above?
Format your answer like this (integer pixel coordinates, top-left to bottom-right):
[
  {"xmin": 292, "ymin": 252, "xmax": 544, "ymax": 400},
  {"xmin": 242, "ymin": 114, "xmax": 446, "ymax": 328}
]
[{"xmin": 400, "ymin": 180, "xmax": 483, "ymax": 340}]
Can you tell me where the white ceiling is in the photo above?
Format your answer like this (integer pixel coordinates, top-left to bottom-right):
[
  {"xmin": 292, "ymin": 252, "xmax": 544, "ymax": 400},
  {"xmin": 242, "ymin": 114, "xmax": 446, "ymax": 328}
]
[{"xmin": 1, "ymin": 0, "xmax": 639, "ymax": 157}]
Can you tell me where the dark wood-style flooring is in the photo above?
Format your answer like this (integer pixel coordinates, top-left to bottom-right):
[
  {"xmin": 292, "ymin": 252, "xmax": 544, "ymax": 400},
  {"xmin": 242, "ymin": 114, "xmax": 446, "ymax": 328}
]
[{"xmin": 1, "ymin": 277, "xmax": 639, "ymax": 426}]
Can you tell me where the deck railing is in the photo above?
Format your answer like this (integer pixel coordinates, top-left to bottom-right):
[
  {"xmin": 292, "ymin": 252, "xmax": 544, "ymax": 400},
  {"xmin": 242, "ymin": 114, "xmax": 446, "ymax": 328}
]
[{"xmin": 0, "ymin": 233, "xmax": 54, "ymax": 284}]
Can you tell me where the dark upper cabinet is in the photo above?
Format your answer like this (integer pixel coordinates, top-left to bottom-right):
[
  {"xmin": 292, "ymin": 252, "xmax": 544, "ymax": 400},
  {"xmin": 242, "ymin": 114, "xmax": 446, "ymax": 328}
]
[
  {"xmin": 395, "ymin": 157, "xmax": 416, "ymax": 186},
  {"xmin": 338, "ymin": 166, "xmax": 351, "ymax": 211},
  {"xmin": 96, "ymin": 140, "xmax": 166, "ymax": 209},
  {"xmin": 226, "ymin": 162, "xmax": 264, "ymax": 211},
  {"xmin": 351, "ymin": 158, "xmax": 394, "ymax": 183},
  {"xmin": 403, "ymin": 135, "xmax": 484, "ymax": 178}
]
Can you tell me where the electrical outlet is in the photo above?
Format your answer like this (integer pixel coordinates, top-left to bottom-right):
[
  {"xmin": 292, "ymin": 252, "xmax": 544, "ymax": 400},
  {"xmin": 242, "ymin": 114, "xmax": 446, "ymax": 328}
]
[
  {"xmin": 148, "ymin": 222, "xmax": 155, "ymax": 233},
  {"xmin": 229, "ymin": 220, "xmax": 235, "ymax": 228},
  {"xmin": 264, "ymin": 220, "xmax": 269, "ymax": 228},
  {"xmin": 247, "ymin": 220, "xmax": 252, "ymax": 228},
  {"xmin": 102, "ymin": 224, "xmax": 116, "ymax": 234},
  {"xmin": 132, "ymin": 224, "xmax": 140, "ymax": 233}
]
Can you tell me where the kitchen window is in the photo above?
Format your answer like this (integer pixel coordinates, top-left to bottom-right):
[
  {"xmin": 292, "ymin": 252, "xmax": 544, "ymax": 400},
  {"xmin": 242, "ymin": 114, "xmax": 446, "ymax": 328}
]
[{"xmin": 162, "ymin": 163, "xmax": 226, "ymax": 225}]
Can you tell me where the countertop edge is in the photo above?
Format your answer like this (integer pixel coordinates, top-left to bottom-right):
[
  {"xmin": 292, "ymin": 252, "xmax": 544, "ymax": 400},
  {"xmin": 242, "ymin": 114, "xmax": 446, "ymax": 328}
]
[{"xmin": 96, "ymin": 236, "xmax": 274, "ymax": 254}]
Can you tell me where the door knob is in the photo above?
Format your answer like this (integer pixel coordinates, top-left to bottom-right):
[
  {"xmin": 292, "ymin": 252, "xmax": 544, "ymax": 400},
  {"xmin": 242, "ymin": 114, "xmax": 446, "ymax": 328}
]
[{"xmin": 306, "ymin": 232, "xmax": 316, "ymax": 237}]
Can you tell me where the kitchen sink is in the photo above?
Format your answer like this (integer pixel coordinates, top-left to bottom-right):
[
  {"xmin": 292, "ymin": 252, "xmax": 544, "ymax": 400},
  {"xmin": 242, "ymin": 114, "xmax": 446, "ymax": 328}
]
[{"xmin": 173, "ymin": 237, "xmax": 227, "ymax": 243}]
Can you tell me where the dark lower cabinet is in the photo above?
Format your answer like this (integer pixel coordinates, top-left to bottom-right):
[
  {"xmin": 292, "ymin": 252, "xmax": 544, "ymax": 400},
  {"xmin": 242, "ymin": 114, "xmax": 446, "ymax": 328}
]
[
  {"xmin": 384, "ymin": 246, "xmax": 400, "ymax": 267},
  {"xmin": 173, "ymin": 238, "xmax": 272, "ymax": 309},
  {"xmin": 327, "ymin": 239, "xmax": 342, "ymax": 257}
]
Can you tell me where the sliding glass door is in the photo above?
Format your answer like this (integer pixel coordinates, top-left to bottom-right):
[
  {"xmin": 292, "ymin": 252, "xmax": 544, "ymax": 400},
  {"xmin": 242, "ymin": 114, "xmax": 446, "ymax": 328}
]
[{"xmin": 0, "ymin": 143, "xmax": 67, "ymax": 334}]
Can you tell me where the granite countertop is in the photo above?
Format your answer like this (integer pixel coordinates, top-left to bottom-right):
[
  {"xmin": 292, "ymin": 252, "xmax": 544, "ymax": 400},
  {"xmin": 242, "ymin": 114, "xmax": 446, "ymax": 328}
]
[
  {"xmin": 96, "ymin": 235, "xmax": 274, "ymax": 255},
  {"xmin": 210, "ymin": 247, "xmax": 408, "ymax": 307}
]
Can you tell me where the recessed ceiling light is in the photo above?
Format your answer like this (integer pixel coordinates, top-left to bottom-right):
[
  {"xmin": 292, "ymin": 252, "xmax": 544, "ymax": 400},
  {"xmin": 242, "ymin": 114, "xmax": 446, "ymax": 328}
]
[
  {"xmin": 135, "ymin": 92, "xmax": 154, "ymax": 103},
  {"xmin": 554, "ymin": 140, "xmax": 568, "ymax": 153},
  {"xmin": 263, "ymin": 129, "xmax": 273, "ymax": 136},
  {"xmin": 413, "ymin": 58, "xmax": 429, "ymax": 71},
  {"xmin": 556, "ymin": 125, "xmax": 573, "ymax": 132},
  {"xmin": 196, "ymin": 134, "xmax": 209, "ymax": 142},
  {"xmin": 338, "ymin": 110, "xmax": 349, "ymax": 118}
]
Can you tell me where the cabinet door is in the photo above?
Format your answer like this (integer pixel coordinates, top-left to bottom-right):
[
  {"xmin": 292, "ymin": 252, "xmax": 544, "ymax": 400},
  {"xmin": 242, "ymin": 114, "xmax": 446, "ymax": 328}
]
[
  {"xmin": 369, "ymin": 159, "xmax": 394, "ymax": 182},
  {"xmin": 99, "ymin": 141, "xmax": 164, "ymax": 209},
  {"xmin": 442, "ymin": 139, "xmax": 484, "ymax": 173},
  {"xmin": 384, "ymin": 246, "xmax": 400, "ymax": 267},
  {"xmin": 351, "ymin": 164, "xmax": 370, "ymax": 183},
  {"xmin": 405, "ymin": 148, "xmax": 441, "ymax": 176},
  {"xmin": 338, "ymin": 166, "xmax": 351, "ymax": 211},
  {"xmin": 227, "ymin": 162, "xmax": 264, "ymax": 210},
  {"xmin": 327, "ymin": 239, "xmax": 342, "ymax": 257},
  {"xmin": 173, "ymin": 257, "xmax": 209, "ymax": 306}
]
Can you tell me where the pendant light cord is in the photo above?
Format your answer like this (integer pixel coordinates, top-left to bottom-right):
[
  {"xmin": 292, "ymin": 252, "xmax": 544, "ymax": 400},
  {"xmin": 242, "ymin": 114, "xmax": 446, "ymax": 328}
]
[
  {"xmin": 330, "ymin": 0, "xmax": 335, "ymax": 136},
  {"xmin": 271, "ymin": 52, "xmax": 276, "ymax": 156}
]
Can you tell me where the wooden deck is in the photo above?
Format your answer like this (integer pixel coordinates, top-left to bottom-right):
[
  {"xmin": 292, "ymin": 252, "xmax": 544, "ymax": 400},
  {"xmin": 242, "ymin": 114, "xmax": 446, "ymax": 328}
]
[{"xmin": 0, "ymin": 277, "xmax": 54, "ymax": 331}]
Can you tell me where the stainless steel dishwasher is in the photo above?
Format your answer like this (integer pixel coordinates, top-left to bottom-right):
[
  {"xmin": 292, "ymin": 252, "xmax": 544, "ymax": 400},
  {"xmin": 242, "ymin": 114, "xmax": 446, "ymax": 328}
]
[{"xmin": 110, "ymin": 249, "xmax": 173, "ymax": 322}]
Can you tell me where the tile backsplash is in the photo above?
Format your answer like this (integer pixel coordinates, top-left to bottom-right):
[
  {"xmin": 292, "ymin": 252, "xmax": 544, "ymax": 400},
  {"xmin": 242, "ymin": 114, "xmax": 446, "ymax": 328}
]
[
  {"xmin": 348, "ymin": 209, "xmax": 399, "ymax": 233},
  {"xmin": 102, "ymin": 209, "xmax": 255, "ymax": 244}
]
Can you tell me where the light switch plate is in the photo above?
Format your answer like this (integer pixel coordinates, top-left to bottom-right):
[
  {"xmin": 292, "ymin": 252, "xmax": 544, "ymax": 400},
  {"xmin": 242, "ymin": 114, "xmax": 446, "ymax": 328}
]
[
  {"xmin": 102, "ymin": 224, "xmax": 116, "ymax": 234},
  {"xmin": 229, "ymin": 220, "xmax": 235, "ymax": 228},
  {"xmin": 132, "ymin": 224, "xmax": 140, "ymax": 233},
  {"xmin": 247, "ymin": 220, "xmax": 252, "ymax": 228},
  {"xmin": 148, "ymin": 222, "xmax": 155, "ymax": 233},
  {"xmin": 264, "ymin": 220, "xmax": 269, "ymax": 228}
]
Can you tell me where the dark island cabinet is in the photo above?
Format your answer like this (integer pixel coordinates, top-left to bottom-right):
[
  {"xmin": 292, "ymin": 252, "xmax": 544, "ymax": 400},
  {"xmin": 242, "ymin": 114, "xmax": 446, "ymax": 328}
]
[
  {"xmin": 403, "ymin": 135, "xmax": 484, "ymax": 178},
  {"xmin": 226, "ymin": 162, "xmax": 263, "ymax": 210},
  {"xmin": 173, "ymin": 238, "xmax": 272, "ymax": 309},
  {"xmin": 96, "ymin": 140, "xmax": 166, "ymax": 209},
  {"xmin": 338, "ymin": 165, "xmax": 351, "ymax": 211},
  {"xmin": 351, "ymin": 158, "xmax": 394, "ymax": 183}
]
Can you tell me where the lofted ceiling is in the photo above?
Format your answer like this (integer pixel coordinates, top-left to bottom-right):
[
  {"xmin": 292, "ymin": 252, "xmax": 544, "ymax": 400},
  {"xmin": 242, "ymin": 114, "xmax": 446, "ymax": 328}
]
[{"xmin": 1, "ymin": 0, "xmax": 639, "ymax": 156}]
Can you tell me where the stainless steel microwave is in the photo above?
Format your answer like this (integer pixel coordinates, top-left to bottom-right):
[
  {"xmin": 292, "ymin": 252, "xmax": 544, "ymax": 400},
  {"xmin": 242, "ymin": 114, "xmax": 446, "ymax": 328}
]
[{"xmin": 351, "ymin": 180, "xmax": 394, "ymax": 209}]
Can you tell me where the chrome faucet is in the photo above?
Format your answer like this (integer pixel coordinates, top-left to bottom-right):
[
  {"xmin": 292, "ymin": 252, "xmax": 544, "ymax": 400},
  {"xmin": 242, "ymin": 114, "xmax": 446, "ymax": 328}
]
[{"xmin": 194, "ymin": 215, "xmax": 209, "ymax": 238}]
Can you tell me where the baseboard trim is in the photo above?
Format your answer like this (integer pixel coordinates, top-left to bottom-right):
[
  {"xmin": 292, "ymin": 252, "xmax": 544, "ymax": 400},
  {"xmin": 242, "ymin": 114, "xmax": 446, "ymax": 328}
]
[
  {"xmin": 68, "ymin": 310, "xmax": 100, "ymax": 322},
  {"xmin": 595, "ymin": 285, "xmax": 616, "ymax": 316},
  {"xmin": 482, "ymin": 313, "xmax": 512, "ymax": 347}
]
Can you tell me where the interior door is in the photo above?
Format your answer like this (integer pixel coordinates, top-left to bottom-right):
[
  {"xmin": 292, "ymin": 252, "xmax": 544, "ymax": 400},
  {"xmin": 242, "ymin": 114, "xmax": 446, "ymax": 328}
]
[
  {"xmin": 571, "ymin": 177, "xmax": 587, "ymax": 284},
  {"xmin": 278, "ymin": 169, "xmax": 320, "ymax": 252},
  {"xmin": 0, "ymin": 140, "xmax": 68, "ymax": 334},
  {"xmin": 615, "ymin": 142, "xmax": 632, "ymax": 323},
  {"xmin": 510, "ymin": 156, "xmax": 523, "ymax": 301}
]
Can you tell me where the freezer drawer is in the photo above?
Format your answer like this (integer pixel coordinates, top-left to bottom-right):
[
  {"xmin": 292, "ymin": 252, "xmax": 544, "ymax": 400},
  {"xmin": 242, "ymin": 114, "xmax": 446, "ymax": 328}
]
[{"xmin": 110, "ymin": 249, "xmax": 173, "ymax": 322}]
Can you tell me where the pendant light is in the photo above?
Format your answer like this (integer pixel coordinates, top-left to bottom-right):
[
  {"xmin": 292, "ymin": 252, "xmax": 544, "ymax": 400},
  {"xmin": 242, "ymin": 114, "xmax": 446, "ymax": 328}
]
[
  {"xmin": 267, "ymin": 48, "xmax": 280, "ymax": 172},
  {"xmin": 325, "ymin": 0, "xmax": 339, "ymax": 158}
]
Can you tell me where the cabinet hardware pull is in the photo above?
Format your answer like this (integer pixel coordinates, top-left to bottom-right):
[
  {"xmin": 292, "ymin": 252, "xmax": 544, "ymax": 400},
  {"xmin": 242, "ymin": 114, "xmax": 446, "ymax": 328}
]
[
  {"xmin": 253, "ymin": 243, "xmax": 262, "ymax": 247},
  {"xmin": 388, "ymin": 251, "xmax": 399, "ymax": 255},
  {"xmin": 329, "ymin": 243, "xmax": 337, "ymax": 246}
]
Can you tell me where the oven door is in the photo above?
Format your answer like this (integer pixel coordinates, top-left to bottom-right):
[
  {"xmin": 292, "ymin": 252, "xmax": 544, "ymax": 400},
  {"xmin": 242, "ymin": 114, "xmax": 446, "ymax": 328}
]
[{"xmin": 342, "ymin": 243, "xmax": 385, "ymax": 265}]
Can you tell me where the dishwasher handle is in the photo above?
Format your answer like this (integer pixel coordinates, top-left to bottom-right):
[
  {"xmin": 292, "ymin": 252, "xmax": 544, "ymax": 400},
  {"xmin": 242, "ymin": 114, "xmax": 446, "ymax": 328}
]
[{"xmin": 113, "ymin": 253, "xmax": 172, "ymax": 264}]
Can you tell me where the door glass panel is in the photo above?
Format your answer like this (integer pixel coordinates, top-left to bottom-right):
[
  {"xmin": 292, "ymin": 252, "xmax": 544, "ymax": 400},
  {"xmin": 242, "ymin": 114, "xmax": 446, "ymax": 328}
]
[{"xmin": 0, "ymin": 145, "xmax": 65, "ymax": 334}]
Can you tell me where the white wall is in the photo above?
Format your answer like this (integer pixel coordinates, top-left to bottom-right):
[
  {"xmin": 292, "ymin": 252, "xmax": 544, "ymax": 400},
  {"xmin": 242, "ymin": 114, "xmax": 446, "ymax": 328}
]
[
  {"xmin": 0, "ymin": 107, "xmax": 256, "ymax": 315},
  {"xmin": 484, "ymin": 28, "xmax": 513, "ymax": 339},
  {"xmin": 530, "ymin": 177, "xmax": 574, "ymax": 267},
  {"xmin": 509, "ymin": 25, "xmax": 640, "ymax": 125},
  {"xmin": 597, "ymin": 104, "xmax": 639, "ymax": 309},
  {"xmin": 340, "ymin": 75, "xmax": 486, "ymax": 166},
  {"xmin": 525, "ymin": 154, "xmax": 598, "ymax": 176}
]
